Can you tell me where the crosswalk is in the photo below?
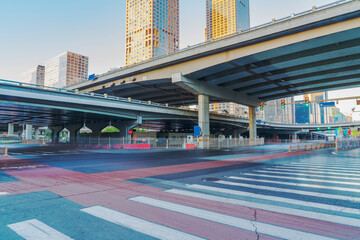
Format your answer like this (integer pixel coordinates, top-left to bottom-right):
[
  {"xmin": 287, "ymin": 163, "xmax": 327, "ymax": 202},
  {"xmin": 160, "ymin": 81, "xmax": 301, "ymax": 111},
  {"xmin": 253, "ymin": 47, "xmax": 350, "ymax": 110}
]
[{"xmin": 5, "ymin": 160, "xmax": 360, "ymax": 239}]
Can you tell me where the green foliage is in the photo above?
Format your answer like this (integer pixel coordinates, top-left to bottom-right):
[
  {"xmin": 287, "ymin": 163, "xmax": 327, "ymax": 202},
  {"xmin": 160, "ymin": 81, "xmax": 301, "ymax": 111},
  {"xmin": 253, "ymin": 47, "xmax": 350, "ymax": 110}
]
[{"xmin": 102, "ymin": 126, "xmax": 120, "ymax": 133}]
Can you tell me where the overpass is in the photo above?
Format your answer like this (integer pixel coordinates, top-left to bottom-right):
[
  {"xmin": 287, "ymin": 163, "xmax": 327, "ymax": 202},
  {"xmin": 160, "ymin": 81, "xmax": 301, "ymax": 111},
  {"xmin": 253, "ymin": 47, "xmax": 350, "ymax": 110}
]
[
  {"xmin": 69, "ymin": 0, "xmax": 360, "ymax": 143},
  {"xmin": 1, "ymin": 79, "xmax": 359, "ymax": 141}
]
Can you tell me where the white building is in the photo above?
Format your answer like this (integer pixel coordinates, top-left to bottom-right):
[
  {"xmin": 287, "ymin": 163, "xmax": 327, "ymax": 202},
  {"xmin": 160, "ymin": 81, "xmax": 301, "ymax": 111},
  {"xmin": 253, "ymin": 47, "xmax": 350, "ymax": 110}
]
[
  {"xmin": 209, "ymin": 102, "xmax": 249, "ymax": 118},
  {"xmin": 22, "ymin": 65, "xmax": 45, "ymax": 85},
  {"xmin": 44, "ymin": 51, "xmax": 89, "ymax": 88}
]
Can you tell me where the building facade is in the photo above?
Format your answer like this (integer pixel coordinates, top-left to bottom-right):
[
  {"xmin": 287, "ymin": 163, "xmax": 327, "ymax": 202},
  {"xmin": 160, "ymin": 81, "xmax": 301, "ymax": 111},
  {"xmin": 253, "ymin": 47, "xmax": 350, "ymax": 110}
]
[
  {"xmin": 125, "ymin": 0, "xmax": 179, "ymax": 66},
  {"xmin": 259, "ymin": 97, "xmax": 295, "ymax": 124},
  {"xmin": 44, "ymin": 52, "xmax": 89, "ymax": 88},
  {"xmin": 206, "ymin": 0, "xmax": 250, "ymax": 40},
  {"xmin": 22, "ymin": 65, "xmax": 45, "ymax": 85},
  {"xmin": 209, "ymin": 102, "xmax": 249, "ymax": 118}
]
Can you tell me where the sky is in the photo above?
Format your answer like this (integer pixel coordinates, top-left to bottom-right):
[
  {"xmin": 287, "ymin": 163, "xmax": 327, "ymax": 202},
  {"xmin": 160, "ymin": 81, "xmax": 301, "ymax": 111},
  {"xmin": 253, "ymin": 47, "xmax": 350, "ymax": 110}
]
[{"xmin": 0, "ymin": 0, "xmax": 359, "ymax": 119}]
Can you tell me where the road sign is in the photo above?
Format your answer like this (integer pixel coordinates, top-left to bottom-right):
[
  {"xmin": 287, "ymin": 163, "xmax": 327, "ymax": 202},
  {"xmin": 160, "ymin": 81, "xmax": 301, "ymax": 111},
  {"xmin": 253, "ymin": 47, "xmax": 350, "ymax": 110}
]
[
  {"xmin": 194, "ymin": 126, "xmax": 201, "ymax": 136},
  {"xmin": 319, "ymin": 102, "xmax": 335, "ymax": 107},
  {"xmin": 128, "ymin": 129, "xmax": 133, "ymax": 135},
  {"xmin": 357, "ymin": 100, "xmax": 360, "ymax": 105},
  {"xmin": 302, "ymin": 129, "xmax": 309, "ymax": 133}
]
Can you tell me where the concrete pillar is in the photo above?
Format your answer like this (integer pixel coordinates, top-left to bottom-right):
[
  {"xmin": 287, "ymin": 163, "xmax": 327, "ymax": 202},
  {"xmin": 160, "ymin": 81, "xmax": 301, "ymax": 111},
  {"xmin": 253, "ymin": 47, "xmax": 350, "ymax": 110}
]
[
  {"xmin": 50, "ymin": 126, "xmax": 63, "ymax": 143},
  {"xmin": 66, "ymin": 124, "xmax": 83, "ymax": 144},
  {"xmin": 25, "ymin": 124, "xmax": 33, "ymax": 140},
  {"xmin": 8, "ymin": 123, "xmax": 14, "ymax": 135},
  {"xmin": 249, "ymin": 106, "xmax": 257, "ymax": 145},
  {"xmin": 35, "ymin": 128, "xmax": 40, "ymax": 139},
  {"xmin": 198, "ymin": 95, "xmax": 210, "ymax": 137}
]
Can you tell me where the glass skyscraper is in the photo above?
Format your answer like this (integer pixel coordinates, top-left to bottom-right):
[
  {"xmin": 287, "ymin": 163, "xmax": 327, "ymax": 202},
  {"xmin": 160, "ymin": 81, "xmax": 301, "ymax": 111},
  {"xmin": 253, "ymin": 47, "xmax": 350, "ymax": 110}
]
[
  {"xmin": 125, "ymin": 0, "xmax": 179, "ymax": 66},
  {"xmin": 206, "ymin": 0, "xmax": 250, "ymax": 41}
]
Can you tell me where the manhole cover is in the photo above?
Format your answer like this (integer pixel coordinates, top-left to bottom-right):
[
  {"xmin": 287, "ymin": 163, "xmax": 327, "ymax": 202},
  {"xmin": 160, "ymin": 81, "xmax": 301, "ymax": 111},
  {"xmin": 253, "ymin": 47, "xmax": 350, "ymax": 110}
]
[{"xmin": 202, "ymin": 177, "xmax": 221, "ymax": 182}]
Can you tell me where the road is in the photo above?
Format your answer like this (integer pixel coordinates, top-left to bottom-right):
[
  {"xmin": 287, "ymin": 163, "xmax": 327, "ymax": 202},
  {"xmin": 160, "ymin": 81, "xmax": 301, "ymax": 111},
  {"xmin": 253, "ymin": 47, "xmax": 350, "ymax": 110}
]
[{"xmin": 0, "ymin": 145, "xmax": 359, "ymax": 239}]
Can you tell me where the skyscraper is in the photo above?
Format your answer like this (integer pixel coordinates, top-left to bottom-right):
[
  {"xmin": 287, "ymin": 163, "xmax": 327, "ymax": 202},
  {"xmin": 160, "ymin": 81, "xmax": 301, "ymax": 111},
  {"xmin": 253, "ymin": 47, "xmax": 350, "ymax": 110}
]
[
  {"xmin": 206, "ymin": 0, "xmax": 250, "ymax": 41},
  {"xmin": 22, "ymin": 65, "xmax": 45, "ymax": 85},
  {"xmin": 125, "ymin": 0, "xmax": 179, "ymax": 66},
  {"xmin": 44, "ymin": 51, "xmax": 89, "ymax": 88}
]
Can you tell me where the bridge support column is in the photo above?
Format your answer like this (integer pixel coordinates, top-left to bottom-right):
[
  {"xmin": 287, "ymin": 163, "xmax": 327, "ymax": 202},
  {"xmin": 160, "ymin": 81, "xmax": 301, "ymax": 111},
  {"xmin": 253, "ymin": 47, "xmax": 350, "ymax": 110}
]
[
  {"xmin": 198, "ymin": 95, "xmax": 210, "ymax": 138},
  {"xmin": 8, "ymin": 123, "xmax": 14, "ymax": 135},
  {"xmin": 66, "ymin": 125, "xmax": 83, "ymax": 145},
  {"xmin": 249, "ymin": 107, "xmax": 257, "ymax": 146},
  {"xmin": 50, "ymin": 126, "xmax": 63, "ymax": 143},
  {"xmin": 25, "ymin": 124, "xmax": 33, "ymax": 140},
  {"xmin": 35, "ymin": 128, "xmax": 40, "ymax": 140},
  {"xmin": 113, "ymin": 120, "xmax": 138, "ymax": 140}
]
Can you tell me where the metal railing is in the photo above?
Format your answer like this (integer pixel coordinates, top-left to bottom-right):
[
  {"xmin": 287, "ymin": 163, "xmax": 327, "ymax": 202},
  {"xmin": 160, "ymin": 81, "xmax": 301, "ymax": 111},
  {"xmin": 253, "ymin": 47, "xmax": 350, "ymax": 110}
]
[{"xmin": 336, "ymin": 138, "xmax": 360, "ymax": 151}]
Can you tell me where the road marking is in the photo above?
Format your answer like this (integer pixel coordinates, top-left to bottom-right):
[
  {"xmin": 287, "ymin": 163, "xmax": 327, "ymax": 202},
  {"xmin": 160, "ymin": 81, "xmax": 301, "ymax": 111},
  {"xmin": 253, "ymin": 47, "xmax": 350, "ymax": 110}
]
[
  {"xmin": 0, "ymin": 192, "xmax": 9, "ymax": 196},
  {"xmin": 130, "ymin": 196, "xmax": 336, "ymax": 240},
  {"xmin": 190, "ymin": 182, "xmax": 360, "ymax": 218},
  {"xmin": 290, "ymin": 163, "xmax": 360, "ymax": 168},
  {"xmin": 270, "ymin": 166, "xmax": 360, "ymax": 177},
  {"xmin": 276, "ymin": 165, "xmax": 360, "ymax": 174},
  {"xmin": 241, "ymin": 173, "xmax": 360, "ymax": 186},
  {"xmin": 81, "ymin": 206, "xmax": 205, "ymax": 240},
  {"xmin": 255, "ymin": 169, "xmax": 360, "ymax": 181},
  {"xmin": 225, "ymin": 176, "xmax": 360, "ymax": 202},
  {"xmin": 166, "ymin": 188, "xmax": 360, "ymax": 228},
  {"xmin": 7, "ymin": 219, "xmax": 73, "ymax": 240}
]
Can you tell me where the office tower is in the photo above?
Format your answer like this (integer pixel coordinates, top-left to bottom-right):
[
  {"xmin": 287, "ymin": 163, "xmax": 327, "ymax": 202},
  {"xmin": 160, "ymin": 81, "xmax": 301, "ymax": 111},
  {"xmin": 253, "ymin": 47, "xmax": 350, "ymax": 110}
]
[
  {"xmin": 125, "ymin": 0, "xmax": 179, "ymax": 66},
  {"xmin": 206, "ymin": 0, "xmax": 250, "ymax": 40},
  {"xmin": 263, "ymin": 97, "xmax": 295, "ymax": 124},
  {"xmin": 305, "ymin": 92, "xmax": 329, "ymax": 124},
  {"xmin": 45, "ymin": 51, "xmax": 89, "ymax": 88},
  {"xmin": 22, "ymin": 65, "xmax": 45, "ymax": 85}
]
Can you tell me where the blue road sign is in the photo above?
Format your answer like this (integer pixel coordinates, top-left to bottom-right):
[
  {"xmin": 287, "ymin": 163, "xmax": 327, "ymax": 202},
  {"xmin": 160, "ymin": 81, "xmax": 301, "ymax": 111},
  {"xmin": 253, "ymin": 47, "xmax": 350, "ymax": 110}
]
[
  {"xmin": 319, "ymin": 102, "xmax": 335, "ymax": 107},
  {"xmin": 194, "ymin": 126, "xmax": 201, "ymax": 136},
  {"xmin": 89, "ymin": 74, "xmax": 95, "ymax": 81}
]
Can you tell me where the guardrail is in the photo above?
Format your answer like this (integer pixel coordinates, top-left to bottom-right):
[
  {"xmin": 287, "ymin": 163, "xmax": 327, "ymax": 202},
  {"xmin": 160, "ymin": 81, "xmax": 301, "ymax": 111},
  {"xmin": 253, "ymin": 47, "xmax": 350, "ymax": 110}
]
[
  {"xmin": 335, "ymin": 138, "xmax": 360, "ymax": 151},
  {"xmin": 288, "ymin": 141, "xmax": 335, "ymax": 152}
]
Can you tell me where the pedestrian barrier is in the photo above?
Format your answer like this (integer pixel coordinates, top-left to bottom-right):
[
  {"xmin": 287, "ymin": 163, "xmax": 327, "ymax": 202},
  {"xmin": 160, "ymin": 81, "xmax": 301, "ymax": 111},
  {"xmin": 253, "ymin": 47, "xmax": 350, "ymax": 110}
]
[
  {"xmin": 114, "ymin": 144, "xmax": 122, "ymax": 149},
  {"xmin": 335, "ymin": 138, "xmax": 360, "ymax": 152},
  {"xmin": 185, "ymin": 144, "xmax": 196, "ymax": 149},
  {"xmin": 288, "ymin": 141, "xmax": 335, "ymax": 152},
  {"xmin": 0, "ymin": 147, "xmax": 9, "ymax": 157},
  {"xmin": 123, "ymin": 144, "xmax": 150, "ymax": 150}
]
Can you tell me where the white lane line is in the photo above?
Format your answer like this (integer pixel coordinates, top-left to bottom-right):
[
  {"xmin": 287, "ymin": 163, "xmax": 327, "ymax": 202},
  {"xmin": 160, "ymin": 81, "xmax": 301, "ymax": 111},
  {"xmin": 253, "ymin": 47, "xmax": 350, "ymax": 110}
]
[
  {"xmin": 277, "ymin": 165, "xmax": 360, "ymax": 174},
  {"xmin": 241, "ymin": 173, "xmax": 360, "ymax": 187},
  {"xmin": 286, "ymin": 164, "xmax": 360, "ymax": 170},
  {"xmin": 255, "ymin": 170, "xmax": 360, "ymax": 181},
  {"xmin": 204, "ymin": 181, "xmax": 360, "ymax": 216},
  {"xmin": 166, "ymin": 188, "xmax": 360, "ymax": 228},
  {"xmin": 0, "ymin": 192, "xmax": 9, "ymax": 196},
  {"xmin": 81, "ymin": 206, "xmax": 205, "ymax": 240},
  {"xmin": 270, "ymin": 166, "xmax": 360, "ymax": 177},
  {"xmin": 225, "ymin": 176, "xmax": 360, "ymax": 202},
  {"xmin": 7, "ymin": 219, "xmax": 73, "ymax": 240},
  {"xmin": 130, "ymin": 196, "xmax": 336, "ymax": 240}
]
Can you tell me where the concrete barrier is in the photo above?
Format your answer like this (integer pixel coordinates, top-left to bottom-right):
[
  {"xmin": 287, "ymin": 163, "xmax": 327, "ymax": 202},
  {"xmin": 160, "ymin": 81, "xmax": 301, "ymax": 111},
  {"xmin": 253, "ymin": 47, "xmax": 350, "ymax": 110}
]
[{"xmin": 123, "ymin": 144, "xmax": 150, "ymax": 150}]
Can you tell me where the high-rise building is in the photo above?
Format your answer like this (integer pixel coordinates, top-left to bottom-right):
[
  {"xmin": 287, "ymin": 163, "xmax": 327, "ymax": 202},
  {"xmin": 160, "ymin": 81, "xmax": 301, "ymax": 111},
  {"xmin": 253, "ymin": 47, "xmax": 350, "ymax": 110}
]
[
  {"xmin": 22, "ymin": 65, "xmax": 45, "ymax": 85},
  {"xmin": 125, "ymin": 0, "xmax": 179, "ymax": 66},
  {"xmin": 44, "ymin": 51, "xmax": 89, "ymax": 88},
  {"xmin": 259, "ymin": 97, "xmax": 295, "ymax": 124},
  {"xmin": 206, "ymin": 0, "xmax": 250, "ymax": 41}
]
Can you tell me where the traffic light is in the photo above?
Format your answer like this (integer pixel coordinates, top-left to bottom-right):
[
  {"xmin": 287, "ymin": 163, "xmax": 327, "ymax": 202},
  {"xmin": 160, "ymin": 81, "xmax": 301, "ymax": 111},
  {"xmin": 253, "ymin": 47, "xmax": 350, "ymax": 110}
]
[
  {"xmin": 305, "ymin": 97, "xmax": 310, "ymax": 107},
  {"xmin": 327, "ymin": 127, "xmax": 332, "ymax": 130},
  {"xmin": 260, "ymin": 102, "xmax": 264, "ymax": 111},
  {"xmin": 281, "ymin": 99, "xmax": 285, "ymax": 109},
  {"xmin": 316, "ymin": 127, "xmax": 321, "ymax": 131}
]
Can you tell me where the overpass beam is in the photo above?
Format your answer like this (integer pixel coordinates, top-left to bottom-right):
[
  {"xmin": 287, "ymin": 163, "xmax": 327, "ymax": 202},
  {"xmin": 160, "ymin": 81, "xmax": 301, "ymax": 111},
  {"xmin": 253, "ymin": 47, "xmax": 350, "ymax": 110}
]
[
  {"xmin": 249, "ymin": 107, "xmax": 257, "ymax": 145},
  {"xmin": 8, "ymin": 123, "xmax": 14, "ymax": 135},
  {"xmin": 198, "ymin": 95, "xmax": 210, "ymax": 138},
  {"xmin": 172, "ymin": 73, "xmax": 260, "ymax": 107}
]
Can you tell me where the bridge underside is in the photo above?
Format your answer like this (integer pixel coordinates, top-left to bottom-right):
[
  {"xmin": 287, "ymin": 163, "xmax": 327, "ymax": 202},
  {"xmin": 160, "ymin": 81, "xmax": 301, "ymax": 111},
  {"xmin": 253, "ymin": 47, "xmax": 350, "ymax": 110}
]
[{"xmin": 95, "ymin": 26, "xmax": 360, "ymax": 106}]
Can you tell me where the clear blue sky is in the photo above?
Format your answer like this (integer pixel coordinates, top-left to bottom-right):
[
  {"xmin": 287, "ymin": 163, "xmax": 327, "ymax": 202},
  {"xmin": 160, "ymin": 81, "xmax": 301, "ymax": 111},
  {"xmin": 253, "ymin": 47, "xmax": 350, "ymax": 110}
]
[{"xmin": 0, "ymin": 0, "xmax": 358, "ymax": 117}]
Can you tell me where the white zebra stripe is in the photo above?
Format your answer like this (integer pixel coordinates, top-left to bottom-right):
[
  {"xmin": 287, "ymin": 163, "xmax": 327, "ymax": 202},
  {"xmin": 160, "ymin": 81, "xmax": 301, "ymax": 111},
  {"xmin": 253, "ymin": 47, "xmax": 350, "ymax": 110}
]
[
  {"xmin": 166, "ymin": 188, "xmax": 360, "ymax": 228},
  {"xmin": 270, "ymin": 166, "xmax": 360, "ymax": 177},
  {"xmin": 277, "ymin": 165, "xmax": 360, "ymax": 174},
  {"xmin": 7, "ymin": 219, "xmax": 73, "ymax": 240},
  {"xmin": 214, "ymin": 180, "xmax": 360, "ymax": 215},
  {"xmin": 253, "ymin": 170, "xmax": 360, "ymax": 181},
  {"xmin": 130, "ymin": 196, "xmax": 337, "ymax": 240},
  {"xmin": 0, "ymin": 192, "xmax": 9, "ymax": 196},
  {"xmin": 225, "ymin": 176, "xmax": 360, "ymax": 202},
  {"xmin": 81, "ymin": 206, "xmax": 205, "ymax": 240}
]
